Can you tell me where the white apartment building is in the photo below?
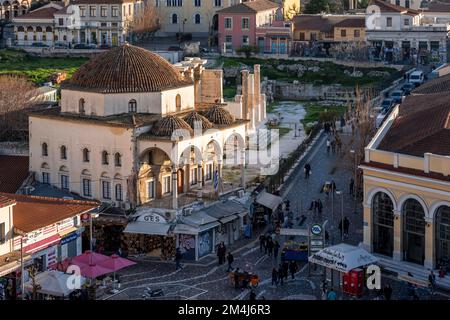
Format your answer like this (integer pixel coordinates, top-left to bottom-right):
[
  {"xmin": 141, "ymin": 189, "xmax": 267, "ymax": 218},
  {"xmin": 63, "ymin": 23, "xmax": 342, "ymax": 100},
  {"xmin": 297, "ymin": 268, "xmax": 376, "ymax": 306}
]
[
  {"xmin": 366, "ymin": 0, "xmax": 450, "ymax": 64},
  {"xmin": 12, "ymin": 0, "xmax": 143, "ymax": 47}
]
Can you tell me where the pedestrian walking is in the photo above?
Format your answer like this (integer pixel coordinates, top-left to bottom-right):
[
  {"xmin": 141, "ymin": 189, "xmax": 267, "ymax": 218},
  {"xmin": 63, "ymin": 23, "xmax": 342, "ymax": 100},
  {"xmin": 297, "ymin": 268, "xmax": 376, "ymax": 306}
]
[
  {"xmin": 259, "ymin": 234, "xmax": 266, "ymax": 253},
  {"xmin": 271, "ymin": 268, "xmax": 279, "ymax": 286},
  {"xmin": 273, "ymin": 241, "xmax": 280, "ymax": 260},
  {"xmin": 383, "ymin": 284, "xmax": 392, "ymax": 301},
  {"xmin": 331, "ymin": 140, "xmax": 336, "ymax": 154},
  {"xmin": 343, "ymin": 217, "xmax": 350, "ymax": 238},
  {"xmin": 331, "ymin": 180, "xmax": 337, "ymax": 193},
  {"xmin": 309, "ymin": 200, "xmax": 317, "ymax": 213},
  {"xmin": 326, "ymin": 139, "xmax": 331, "ymax": 154},
  {"xmin": 282, "ymin": 261, "xmax": 289, "ymax": 280},
  {"xmin": 321, "ymin": 279, "xmax": 328, "ymax": 300},
  {"xmin": 304, "ymin": 163, "xmax": 311, "ymax": 180},
  {"xmin": 289, "ymin": 261, "xmax": 298, "ymax": 280},
  {"xmin": 227, "ymin": 252, "xmax": 234, "ymax": 272},
  {"xmin": 349, "ymin": 178, "xmax": 354, "ymax": 196},
  {"xmin": 175, "ymin": 248, "xmax": 183, "ymax": 270},
  {"xmin": 317, "ymin": 199, "xmax": 323, "ymax": 214},
  {"xmin": 249, "ymin": 289, "xmax": 256, "ymax": 300},
  {"xmin": 278, "ymin": 264, "xmax": 284, "ymax": 286},
  {"xmin": 327, "ymin": 289, "xmax": 337, "ymax": 300},
  {"xmin": 429, "ymin": 270, "xmax": 436, "ymax": 295},
  {"xmin": 338, "ymin": 219, "xmax": 343, "ymax": 239},
  {"xmin": 266, "ymin": 237, "xmax": 274, "ymax": 257},
  {"xmin": 217, "ymin": 242, "xmax": 226, "ymax": 265},
  {"xmin": 234, "ymin": 268, "xmax": 240, "ymax": 289}
]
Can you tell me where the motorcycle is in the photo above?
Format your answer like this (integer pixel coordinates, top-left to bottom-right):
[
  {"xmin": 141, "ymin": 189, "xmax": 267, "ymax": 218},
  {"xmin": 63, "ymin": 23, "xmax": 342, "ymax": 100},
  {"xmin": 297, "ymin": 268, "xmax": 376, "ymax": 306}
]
[{"xmin": 142, "ymin": 287, "xmax": 164, "ymax": 299}]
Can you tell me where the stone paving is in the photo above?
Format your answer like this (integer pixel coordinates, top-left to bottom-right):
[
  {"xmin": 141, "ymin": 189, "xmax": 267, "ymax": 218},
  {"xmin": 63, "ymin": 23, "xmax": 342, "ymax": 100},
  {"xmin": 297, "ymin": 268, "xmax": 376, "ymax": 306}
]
[{"xmin": 101, "ymin": 129, "xmax": 449, "ymax": 301}]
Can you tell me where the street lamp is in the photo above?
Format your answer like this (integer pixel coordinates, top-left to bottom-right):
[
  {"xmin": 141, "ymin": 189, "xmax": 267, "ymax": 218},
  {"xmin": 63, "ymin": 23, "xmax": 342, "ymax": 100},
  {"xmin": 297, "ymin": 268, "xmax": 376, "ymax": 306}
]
[
  {"xmin": 350, "ymin": 149, "xmax": 357, "ymax": 214},
  {"xmin": 336, "ymin": 190, "xmax": 344, "ymax": 243}
]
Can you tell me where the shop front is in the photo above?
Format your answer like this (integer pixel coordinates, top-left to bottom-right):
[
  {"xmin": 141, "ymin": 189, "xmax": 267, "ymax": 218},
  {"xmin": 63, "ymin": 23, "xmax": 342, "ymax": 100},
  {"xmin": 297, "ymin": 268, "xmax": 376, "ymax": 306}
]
[
  {"xmin": 122, "ymin": 210, "xmax": 176, "ymax": 260},
  {"xmin": 174, "ymin": 210, "xmax": 220, "ymax": 261}
]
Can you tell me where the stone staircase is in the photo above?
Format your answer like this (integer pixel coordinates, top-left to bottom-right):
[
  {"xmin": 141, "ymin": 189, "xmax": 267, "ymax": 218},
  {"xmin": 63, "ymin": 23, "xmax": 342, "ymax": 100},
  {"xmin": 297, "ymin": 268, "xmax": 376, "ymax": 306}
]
[{"xmin": 375, "ymin": 254, "xmax": 450, "ymax": 291}]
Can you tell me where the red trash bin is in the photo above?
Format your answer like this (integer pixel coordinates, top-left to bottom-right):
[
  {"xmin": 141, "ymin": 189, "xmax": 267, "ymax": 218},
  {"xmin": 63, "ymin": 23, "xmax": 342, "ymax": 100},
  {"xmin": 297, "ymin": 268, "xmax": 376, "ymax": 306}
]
[{"xmin": 343, "ymin": 268, "xmax": 364, "ymax": 297}]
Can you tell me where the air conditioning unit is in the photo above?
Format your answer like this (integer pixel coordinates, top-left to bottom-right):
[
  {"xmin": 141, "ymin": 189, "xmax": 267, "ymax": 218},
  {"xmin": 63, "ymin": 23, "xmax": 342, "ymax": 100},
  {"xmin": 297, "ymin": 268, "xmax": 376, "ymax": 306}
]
[
  {"xmin": 183, "ymin": 208, "xmax": 193, "ymax": 216},
  {"xmin": 238, "ymin": 190, "xmax": 245, "ymax": 198}
]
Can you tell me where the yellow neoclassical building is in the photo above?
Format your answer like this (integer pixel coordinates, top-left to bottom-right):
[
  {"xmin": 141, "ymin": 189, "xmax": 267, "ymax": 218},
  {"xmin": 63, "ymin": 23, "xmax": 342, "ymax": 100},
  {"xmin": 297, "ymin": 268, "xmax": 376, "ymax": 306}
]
[{"xmin": 361, "ymin": 76, "xmax": 450, "ymax": 270}]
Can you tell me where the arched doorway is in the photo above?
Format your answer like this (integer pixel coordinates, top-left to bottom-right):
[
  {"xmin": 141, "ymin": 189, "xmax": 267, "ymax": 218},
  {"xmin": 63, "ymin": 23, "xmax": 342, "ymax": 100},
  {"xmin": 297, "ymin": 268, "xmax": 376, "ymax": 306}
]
[
  {"xmin": 435, "ymin": 205, "xmax": 450, "ymax": 267},
  {"xmin": 177, "ymin": 169, "xmax": 184, "ymax": 194},
  {"xmin": 372, "ymin": 192, "xmax": 394, "ymax": 257},
  {"xmin": 403, "ymin": 198, "xmax": 426, "ymax": 265}
]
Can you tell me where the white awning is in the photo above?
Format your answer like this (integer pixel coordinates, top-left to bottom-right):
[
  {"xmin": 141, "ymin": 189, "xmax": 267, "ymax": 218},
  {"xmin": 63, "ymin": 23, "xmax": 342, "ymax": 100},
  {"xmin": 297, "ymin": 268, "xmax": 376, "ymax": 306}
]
[
  {"xmin": 279, "ymin": 228, "xmax": 308, "ymax": 237},
  {"xmin": 173, "ymin": 221, "xmax": 220, "ymax": 235},
  {"xmin": 123, "ymin": 221, "xmax": 171, "ymax": 236},
  {"xmin": 256, "ymin": 191, "xmax": 283, "ymax": 211},
  {"xmin": 308, "ymin": 243, "xmax": 379, "ymax": 273}
]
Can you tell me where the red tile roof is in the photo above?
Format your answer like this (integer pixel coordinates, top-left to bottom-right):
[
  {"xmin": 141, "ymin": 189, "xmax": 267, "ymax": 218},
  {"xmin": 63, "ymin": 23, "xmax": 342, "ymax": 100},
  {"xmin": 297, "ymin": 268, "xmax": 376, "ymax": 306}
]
[
  {"xmin": 412, "ymin": 73, "xmax": 450, "ymax": 95},
  {"xmin": 334, "ymin": 17, "xmax": 366, "ymax": 28},
  {"xmin": 427, "ymin": 1, "xmax": 450, "ymax": 12},
  {"xmin": 217, "ymin": 0, "xmax": 279, "ymax": 14},
  {"xmin": 0, "ymin": 193, "xmax": 99, "ymax": 233},
  {"xmin": 293, "ymin": 15, "xmax": 351, "ymax": 32},
  {"xmin": 15, "ymin": 7, "xmax": 60, "ymax": 20},
  {"xmin": 369, "ymin": 0, "xmax": 420, "ymax": 14},
  {"xmin": 71, "ymin": 0, "xmax": 134, "ymax": 4},
  {"xmin": 0, "ymin": 195, "xmax": 16, "ymax": 209},
  {"xmin": 0, "ymin": 155, "xmax": 30, "ymax": 193},
  {"xmin": 377, "ymin": 92, "xmax": 450, "ymax": 157}
]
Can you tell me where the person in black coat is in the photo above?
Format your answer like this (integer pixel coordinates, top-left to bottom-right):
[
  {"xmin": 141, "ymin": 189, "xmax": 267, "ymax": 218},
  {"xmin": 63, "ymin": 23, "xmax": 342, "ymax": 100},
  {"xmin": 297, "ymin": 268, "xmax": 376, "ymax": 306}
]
[
  {"xmin": 266, "ymin": 237, "xmax": 274, "ymax": 257},
  {"xmin": 282, "ymin": 261, "xmax": 289, "ymax": 280},
  {"xmin": 259, "ymin": 234, "xmax": 266, "ymax": 253},
  {"xmin": 383, "ymin": 284, "xmax": 392, "ymax": 301},
  {"xmin": 289, "ymin": 261, "xmax": 298, "ymax": 279},
  {"xmin": 271, "ymin": 268, "xmax": 279, "ymax": 286},
  {"xmin": 273, "ymin": 241, "xmax": 280, "ymax": 260},
  {"xmin": 227, "ymin": 252, "xmax": 234, "ymax": 272}
]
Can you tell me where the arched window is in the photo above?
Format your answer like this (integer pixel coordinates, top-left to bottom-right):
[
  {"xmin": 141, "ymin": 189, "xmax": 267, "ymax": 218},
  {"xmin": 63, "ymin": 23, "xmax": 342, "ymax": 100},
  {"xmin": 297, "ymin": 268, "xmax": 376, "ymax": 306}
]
[
  {"xmin": 115, "ymin": 184, "xmax": 123, "ymax": 201},
  {"xmin": 175, "ymin": 94, "xmax": 181, "ymax": 112},
  {"xmin": 372, "ymin": 192, "xmax": 394, "ymax": 257},
  {"xmin": 79, "ymin": 98, "xmax": 85, "ymax": 114},
  {"xmin": 114, "ymin": 153, "xmax": 122, "ymax": 167},
  {"xmin": 403, "ymin": 198, "xmax": 426, "ymax": 265},
  {"xmin": 83, "ymin": 148, "xmax": 90, "ymax": 162},
  {"xmin": 172, "ymin": 13, "xmax": 178, "ymax": 24},
  {"xmin": 26, "ymin": 26, "xmax": 33, "ymax": 32},
  {"xmin": 102, "ymin": 151, "xmax": 109, "ymax": 165},
  {"xmin": 36, "ymin": 26, "xmax": 42, "ymax": 32},
  {"xmin": 194, "ymin": 13, "xmax": 201, "ymax": 24},
  {"xmin": 435, "ymin": 205, "xmax": 450, "ymax": 267},
  {"xmin": 42, "ymin": 142, "xmax": 48, "ymax": 156},
  {"xmin": 60, "ymin": 145, "xmax": 67, "ymax": 160},
  {"xmin": 128, "ymin": 99, "xmax": 137, "ymax": 113},
  {"xmin": 45, "ymin": 26, "xmax": 52, "ymax": 32},
  {"xmin": 17, "ymin": 26, "xmax": 24, "ymax": 32}
]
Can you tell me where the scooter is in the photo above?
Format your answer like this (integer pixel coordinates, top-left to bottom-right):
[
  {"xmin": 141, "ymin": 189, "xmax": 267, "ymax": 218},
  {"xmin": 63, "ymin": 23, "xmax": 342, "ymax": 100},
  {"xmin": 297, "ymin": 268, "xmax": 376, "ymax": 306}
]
[{"xmin": 142, "ymin": 287, "xmax": 164, "ymax": 299}]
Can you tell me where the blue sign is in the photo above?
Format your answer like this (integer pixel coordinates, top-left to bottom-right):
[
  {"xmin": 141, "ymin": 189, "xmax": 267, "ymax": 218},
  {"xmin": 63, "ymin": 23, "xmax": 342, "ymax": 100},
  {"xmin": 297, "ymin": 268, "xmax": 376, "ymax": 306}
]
[{"xmin": 60, "ymin": 232, "xmax": 78, "ymax": 245}]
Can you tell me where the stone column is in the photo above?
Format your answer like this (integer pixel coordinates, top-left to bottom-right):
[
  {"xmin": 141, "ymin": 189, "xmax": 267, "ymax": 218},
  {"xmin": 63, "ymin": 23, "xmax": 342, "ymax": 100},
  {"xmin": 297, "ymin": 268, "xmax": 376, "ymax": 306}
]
[
  {"xmin": 240, "ymin": 148, "xmax": 246, "ymax": 189},
  {"xmin": 362, "ymin": 203, "xmax": 372, "ymax": 252},
  {"xmin": 172, "ymin": 166, "xmax": 178, "ymax": 210},
  {"xmin": 217, "ymin": 159, "xmax": 223, "ymax": 195},
  {"xmin": 254, "ymin": 65, "xmax": 261, "ymax": 106},
  {"xmin": 424, "ymin": 217, "xmax": 434, "ymax": 269},
  {"xmin": 185, "ymin": 164, "xmax": 190, "ymax": 193},
  {"xmin": 199, "ymin": 162, "xmax": 204, "ymax": 187},
  {"xmin": 241, "ymin": 70, "xmax": 250, "ymax": 120},
  {"xmin": 393, "ymin": 209, "xmax": 402, "ymax": 261}
]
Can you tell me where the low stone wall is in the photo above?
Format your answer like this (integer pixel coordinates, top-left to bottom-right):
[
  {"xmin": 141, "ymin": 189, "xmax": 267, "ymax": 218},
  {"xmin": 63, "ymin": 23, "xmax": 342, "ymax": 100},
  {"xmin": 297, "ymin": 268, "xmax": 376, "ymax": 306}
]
[{"xmin": 273, "ymin": 82, "xmax": 357, "ymax": 102}]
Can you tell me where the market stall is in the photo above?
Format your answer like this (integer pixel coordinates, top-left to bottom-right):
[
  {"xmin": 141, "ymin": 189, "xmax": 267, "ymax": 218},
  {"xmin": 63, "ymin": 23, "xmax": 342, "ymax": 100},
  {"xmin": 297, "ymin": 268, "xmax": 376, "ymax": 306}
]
[
  {"xmin": 254, "ymin": 190, "xmax": 283, "ymax": 229},
  {"xmin": 308, "ymin": 243, "xmax": 379, "ymax": 296},
  {"xmin": 24, "ymin": 270, "xmax": 86, "ymax": 300},
  {"xmin": 122, "ymin": 209, "xmax": 176, "ymax": 260}
]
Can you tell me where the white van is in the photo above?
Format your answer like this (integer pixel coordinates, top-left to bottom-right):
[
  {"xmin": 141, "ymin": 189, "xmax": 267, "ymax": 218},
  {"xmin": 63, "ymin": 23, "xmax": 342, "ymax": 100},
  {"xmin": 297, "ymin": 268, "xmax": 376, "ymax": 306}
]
[{"xmin": 409, "ymin": 70, "xmax": 424, "ymax": 86}]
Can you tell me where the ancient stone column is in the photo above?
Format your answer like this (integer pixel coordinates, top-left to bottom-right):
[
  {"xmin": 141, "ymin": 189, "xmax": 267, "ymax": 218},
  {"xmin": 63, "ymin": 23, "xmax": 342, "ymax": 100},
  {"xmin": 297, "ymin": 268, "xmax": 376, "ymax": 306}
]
[
  {"xmin": 172, "ymin": 166, "xmax": 178, "ymax": 210},
  {"xmin": 254, "ymin": 65, "xmax": 261, "ymax": 106},
  {"xmin": 240, "ymin": 148, "xmax": 246, "ymax": 189},
  {"xmin": 241, "ymin": 70, "xmax": 250, "ymax": 120}
]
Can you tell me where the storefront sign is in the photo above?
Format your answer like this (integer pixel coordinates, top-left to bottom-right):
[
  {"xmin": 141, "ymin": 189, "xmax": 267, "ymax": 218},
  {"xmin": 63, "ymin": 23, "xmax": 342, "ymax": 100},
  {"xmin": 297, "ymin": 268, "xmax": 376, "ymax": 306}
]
[
  {"xmin": 58, "ymin": 217, "xmax": 74, "ymax": 231},
  {"xmin": 310, "ymin": 224, "xmax": 322, "ymax": 236},
  {"xmin": 81, "ymin": 213, "xmax": 91, "ymax": 222},
  {"xmin": 60, "ymin": 232, "xmax": 78, "ymax": 246},
  {"xmin": 138, "ymin": 213, "xmax": 167, "ymax": 224}
]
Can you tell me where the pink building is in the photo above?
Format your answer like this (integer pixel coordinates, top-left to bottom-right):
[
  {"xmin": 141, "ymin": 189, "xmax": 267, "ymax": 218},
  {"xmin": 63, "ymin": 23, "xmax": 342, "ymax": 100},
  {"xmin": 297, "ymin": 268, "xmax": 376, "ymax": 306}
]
[{"xmin": 218, "ymin": 0, "xmax": 292, "ymax": 55}]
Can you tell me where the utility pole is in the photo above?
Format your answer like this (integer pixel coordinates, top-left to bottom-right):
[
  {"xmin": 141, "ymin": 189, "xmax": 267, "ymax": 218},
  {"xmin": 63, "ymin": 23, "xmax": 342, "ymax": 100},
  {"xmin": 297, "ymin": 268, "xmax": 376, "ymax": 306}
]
[{"xmin": 350, "ymin": 149, "xmax": 357, "ymax": 214}]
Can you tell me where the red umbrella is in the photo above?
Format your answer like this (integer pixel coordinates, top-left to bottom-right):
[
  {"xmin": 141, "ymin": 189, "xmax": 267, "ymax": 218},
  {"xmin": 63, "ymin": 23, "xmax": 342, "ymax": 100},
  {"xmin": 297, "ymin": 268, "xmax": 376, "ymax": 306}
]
[
  {"xmin": 79, "ymin": 263, "xmax": 112, "ymax": 279},
  {"xmin": 71, "ymin": 250, "xmax": 110, "ymax": 266},
  {"xmin": 98, "ymin": 255, "xmax": 136, "ymax": 293},
  {"xmin": 98, "ymin": 255, "xmax": 136, "ymax": 272}
]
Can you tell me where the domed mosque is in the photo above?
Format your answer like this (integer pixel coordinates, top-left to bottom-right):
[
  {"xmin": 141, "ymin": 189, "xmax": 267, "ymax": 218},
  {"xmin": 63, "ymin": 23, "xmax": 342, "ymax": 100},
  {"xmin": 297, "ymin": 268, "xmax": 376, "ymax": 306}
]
[{"xmin": 28, "ymin": 44, "xmax": 266, "ymax": 215}]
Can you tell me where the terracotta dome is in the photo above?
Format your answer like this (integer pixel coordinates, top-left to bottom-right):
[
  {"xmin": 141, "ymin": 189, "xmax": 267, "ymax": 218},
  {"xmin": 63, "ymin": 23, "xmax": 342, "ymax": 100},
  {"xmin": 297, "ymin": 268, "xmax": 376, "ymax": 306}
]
[
  {"xmin": 150, "ymin": 115, "xmax": 193, "ymax": 137},
  {"xmin": 203, "ymin": 105, "xmax": 235, "ymax": 125},
  {"xmin": 62, "ymin": 44, "xmax": 193, "ymax": 93},
  {"xmin": 183, "ymin": 111, "xmax": 213, "ymax": 129}
]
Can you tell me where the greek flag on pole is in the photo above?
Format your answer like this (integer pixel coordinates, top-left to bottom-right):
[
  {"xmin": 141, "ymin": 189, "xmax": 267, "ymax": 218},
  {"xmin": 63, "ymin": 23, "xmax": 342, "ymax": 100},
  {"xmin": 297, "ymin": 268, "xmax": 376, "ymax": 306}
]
[{"xmin": 213, "ymin": 170, "xmax": 219, "ymax": 191}]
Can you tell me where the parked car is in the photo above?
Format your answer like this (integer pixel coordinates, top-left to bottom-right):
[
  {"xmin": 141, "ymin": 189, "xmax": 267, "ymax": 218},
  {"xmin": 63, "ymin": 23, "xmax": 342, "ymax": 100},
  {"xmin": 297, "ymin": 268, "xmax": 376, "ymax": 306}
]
[
  {"xmin": 53, "ymin": 42, "xmax": 69, "ymax": 48},
  {"xmin": 401, "ymin": 82, "xmax": 415, "ymax": 95},
  {"xmin": 32, "ymin": 42, "xmax": 49, "ymax": 47},
  {"xmin": 409, "ymin": 70, "xmax": 424, "ymax": 87},
  {"xmin": 376, "ymin": 107, "xmax": 390, "ymax": 128},
  {"xmin": 390, "ymin": 90, "xmax": 405, "ymax": 104},
  {"xmin": 74, "ymin": 43, "xmax": 96, "ymax": 49},
  {"xmin": 380, "ymin": 98, "xmax": 395, "ymax": 112}
]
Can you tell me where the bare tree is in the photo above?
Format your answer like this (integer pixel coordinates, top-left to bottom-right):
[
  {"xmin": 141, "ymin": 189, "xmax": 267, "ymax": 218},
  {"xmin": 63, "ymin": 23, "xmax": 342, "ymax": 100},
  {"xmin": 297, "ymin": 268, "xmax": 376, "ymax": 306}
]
[
  {"xmin": 0, "ymin": 75, "xmax": 39, "ymax": 141},
  {"xmin": 341, "ymin": 86, "xmax": 377, "ymax": 198},
  {"xmin": 127, "ymin": 1, "xmax": 161, "ymax": 44}
]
